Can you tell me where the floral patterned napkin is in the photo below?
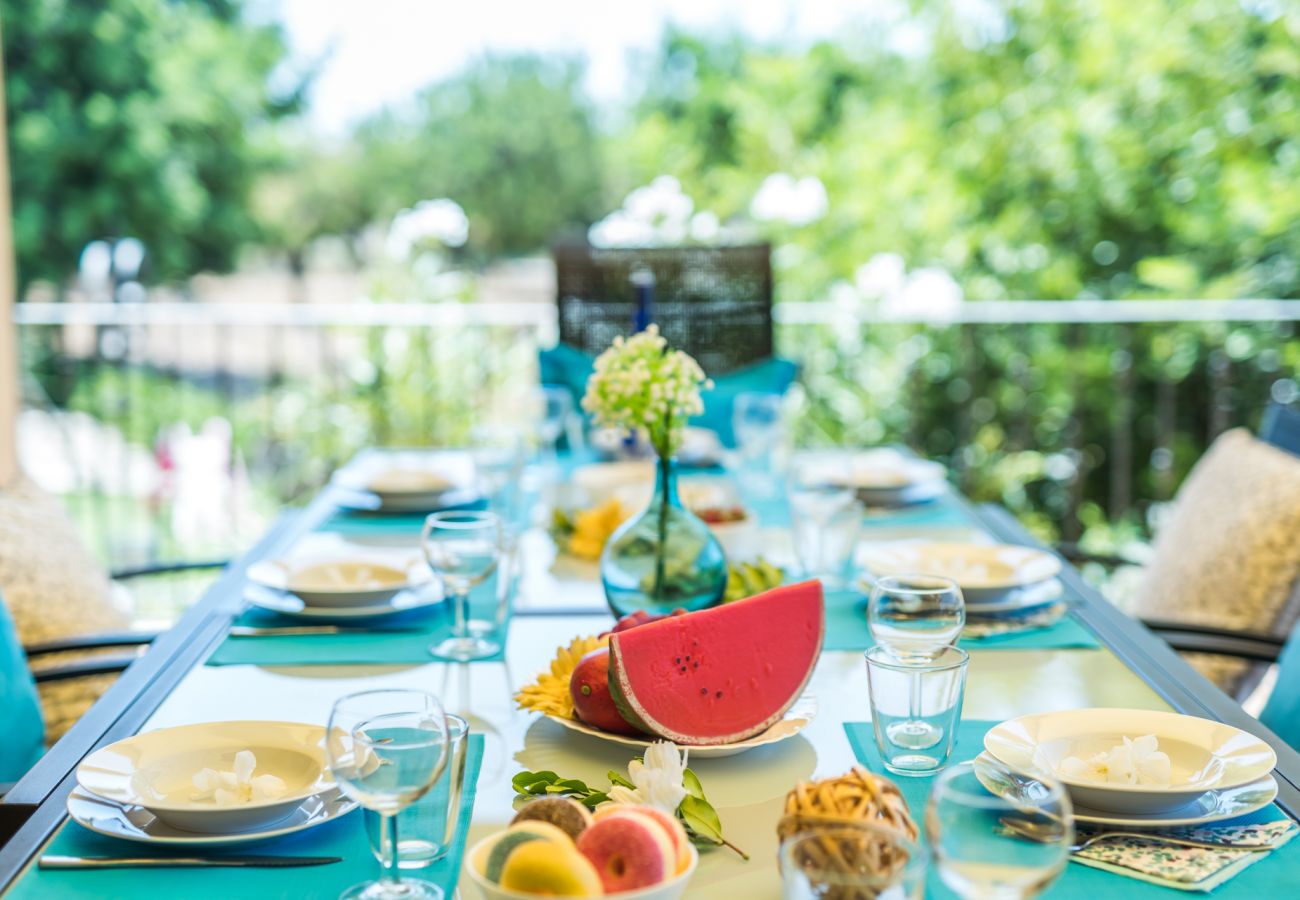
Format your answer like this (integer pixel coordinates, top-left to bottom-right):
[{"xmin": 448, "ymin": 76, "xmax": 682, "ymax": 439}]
[{"xmin": 1071, "ymin": 819, "xmax": 1298, "ymax": 892}]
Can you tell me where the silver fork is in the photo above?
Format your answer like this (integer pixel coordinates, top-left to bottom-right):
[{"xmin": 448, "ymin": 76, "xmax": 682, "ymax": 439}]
[{"xmin": 1000, "ymin": 817, "xmax": 1271, "ymax": 853}]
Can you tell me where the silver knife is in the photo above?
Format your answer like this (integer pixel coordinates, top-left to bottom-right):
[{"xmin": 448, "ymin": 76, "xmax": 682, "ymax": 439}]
[
  {"xmin": 39, "ymin": 855, "xmax": 342, "ymax": 869},
  {"xmin": 229, "ymin": 625, "xmax": 419, "ymax": 637}
]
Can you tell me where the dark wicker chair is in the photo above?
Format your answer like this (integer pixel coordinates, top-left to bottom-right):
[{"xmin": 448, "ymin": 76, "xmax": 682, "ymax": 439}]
[{"xmin": 552, "ymin": 241, "xmax": 774, "ymax": 376}]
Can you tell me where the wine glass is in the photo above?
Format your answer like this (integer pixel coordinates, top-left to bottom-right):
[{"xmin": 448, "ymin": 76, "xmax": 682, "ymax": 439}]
[
  {"xmin": 327, "ymin": 689, "xmax": 451, "ymax": 900},
  {"xmin": 422, "ymin": 511, "xmax": 501, "ymax": 660},
  {"xmin": 927, "ymin": 758, "xmax": 1073, "ymax": 899},
  {"xmin": 469, "ymin": 425, "xmax": 527, "ymax": 533},
  {"xmin": 867, "ymin": 574, "xmax": 964, "ymax": 750}
]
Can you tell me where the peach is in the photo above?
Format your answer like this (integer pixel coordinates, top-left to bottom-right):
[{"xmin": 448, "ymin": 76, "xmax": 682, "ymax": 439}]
[
  {"xmin": 499, "ymin": 841, "xmax": 603, "ymax": 897},
  {"xmin": 576, "ymin": 809, "xmax": 675, "ymax": 893},
  {"xmin": 594, "ymin": 805, "xmax": 692, "ymax": 874}
]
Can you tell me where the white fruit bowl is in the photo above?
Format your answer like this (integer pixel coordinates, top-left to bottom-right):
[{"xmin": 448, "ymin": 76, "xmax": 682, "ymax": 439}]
[{"xmin": 465, "ymin": 839, "xmax": 697, "ymax": 900}]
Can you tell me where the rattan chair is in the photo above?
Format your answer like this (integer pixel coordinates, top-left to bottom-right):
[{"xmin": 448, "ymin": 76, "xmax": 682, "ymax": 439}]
[{"xmin": 552, "ymin": 240, "xmax": 774, "ymax": 376}]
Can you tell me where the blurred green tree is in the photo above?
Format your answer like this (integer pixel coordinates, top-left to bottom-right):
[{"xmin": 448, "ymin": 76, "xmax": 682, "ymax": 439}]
[
  {"xmin": 2, "ymin": 0, "xmax": 300, "ymax": 291},
  {"xmin": 269, "ymin": 54, "xmax": 608, "ymax": 263}
]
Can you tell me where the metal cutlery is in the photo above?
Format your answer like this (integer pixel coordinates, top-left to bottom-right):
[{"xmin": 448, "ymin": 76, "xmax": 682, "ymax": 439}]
[
  {"xmin": 1000, "ymin": 816, "xmax": 1271, "ymax": 853},
  {"xmin": 228, "ymin": 625, "xmax": 420, "ymax": 637},
  {"xmin": 39, "ymin": 855, "xmax": 342, "ymax": 869}
]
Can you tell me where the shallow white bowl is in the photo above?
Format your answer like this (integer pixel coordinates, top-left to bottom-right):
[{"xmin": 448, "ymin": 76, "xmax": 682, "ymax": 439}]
[
  {"xmin": 76, "ymin": 721, "xmax": 334, "ymax": 834},
  {"xmin": 860, "ymin": 542, "xmax": 1061, "ymax": 604},
  {"xmin": 465, "ymin": 837, "xmax": 697, "ymax": 900},
  {"xmin": 984, "ymin": 708, "xmax": 1277, "ymax": 814},
  {"xmin": 247, "ymin": 557, "xmax": 430, "ymax": 608}
]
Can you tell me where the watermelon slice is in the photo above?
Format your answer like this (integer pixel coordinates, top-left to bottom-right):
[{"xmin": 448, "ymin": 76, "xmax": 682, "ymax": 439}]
[{"xmin": 607, "ymin": 580, "xmax": 824, "ymax": 745}]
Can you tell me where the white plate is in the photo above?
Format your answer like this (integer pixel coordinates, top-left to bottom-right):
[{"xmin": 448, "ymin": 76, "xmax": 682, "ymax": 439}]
[
  {"xmin": 855, "ymin": 480, "xmax": 949, "ymax": 508},
  {"xmin": 543, "ymin": 695, "xmax": 817, "ymax": 759},
  {"xmin": 860, "ymin": 542, "xmax": 1062, "ymax": 603},
  {"xmin": 809, "ymin": 449, "xmax": 947, "ymax": 491},
  {"xmin": 855, "ymin": 575, "xmax": 1063, "ymax": 614},
  {"xmin": 243, "ymin": 584, "xmax": 444, "ymax": 620},
  {"xmin": 77, "ymin": 721, "xmax": 334, "ymax": 834},
  {"xmin": 973, "ymin": 752, "xmax": 1278, "ymax": 828},
  {"xmin": 333, "ymin": 485, "xmax": 481, "ymax": 514},
  {"xmin": 67, "ymin": 786, "xmax": 357, "ymax": 846},
  {"xmin": 247, "ymin": 557, "xmax": 431, "ymax": 608},
  {"xmin": 984, "ymin": 709, "xmax": 1278, "ymax": 814}
]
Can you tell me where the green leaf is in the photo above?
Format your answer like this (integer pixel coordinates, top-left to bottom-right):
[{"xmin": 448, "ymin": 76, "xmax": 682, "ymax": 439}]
[
  {"xmin": 678, "ymin": 795, "xmax": 724, "ymax": 844},
  {"xmin": 682, "ymin": 768, "xmax": 706, "ymax": 800},
  {"xmin": 608, "ymin": 770, "xmax": 636, "ymax": 789}
]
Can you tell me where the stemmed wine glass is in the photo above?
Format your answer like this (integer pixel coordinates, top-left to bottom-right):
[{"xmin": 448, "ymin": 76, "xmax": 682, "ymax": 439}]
[
  {"xmin": 927, "ymin": 758, "xmax": 1074, "ymax": 899},
  {"xmin": 327, "ymin": 689, "xmax": 451, "ymax": 900},
  {"xmin": 421, "ymin": 511, "xmax": 501, "ymax": 660},
  {"xmin": 867, "ymin": 574, "xmax": 965, "ymax": 749}
]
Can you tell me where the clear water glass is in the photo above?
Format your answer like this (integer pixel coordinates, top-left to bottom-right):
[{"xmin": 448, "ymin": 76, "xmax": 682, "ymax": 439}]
[
  {"xmin": 789, "ymin": 476, "xmax": 862, "ymax": 588},
  {"xmin": 733, "ymin": 391, "xmax": 784, "ymax": 466},
  {"xmin": 926, "ymin": 758, "xmax": 1073, "ymax": 899},
  {"xmin": 865, "ymin": 644, "xmax": 968, "ymax": 775},
  {"xmin": 421, "ymin": 511, "xmax": 501, "ymax": 660},
  {"xmin": 780, "ymin": 821, "xmax": 925, "ymax": 899},
  {"xmin": 867, "ymin": 574, "xmax": 966, "ymax": 662},
  {"xmin": 470, "ymin": 425, "xmax": 527, "ymax": 531},
  {"xmin": 365, "ymin": 714, "xmax": 469, "ymax": 870},
  {"xmin": 533, "ymin": 385, "xmax": 573, "ymax": 462},
  {"xmin": 327, "ymin": 689, "xmax": 451, "ymax": 900}
]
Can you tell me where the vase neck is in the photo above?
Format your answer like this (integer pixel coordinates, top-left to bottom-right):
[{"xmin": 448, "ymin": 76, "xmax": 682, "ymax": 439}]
[{"xmin": 653, "ymin": 455, "xmax": 680, "ymax": 507}]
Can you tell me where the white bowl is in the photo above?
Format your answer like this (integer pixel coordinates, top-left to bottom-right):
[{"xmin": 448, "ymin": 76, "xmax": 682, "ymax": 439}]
[
  {"xmin": 465, "ymin": 837, "xmax": 698, "ymax": 900},
  {"xmin": 247, "ymin": 557, "xmax": 430, "ymax": 608},
  {"xmin": 860, "ymin": 542, "xmax": 1062, "ymax": 604},
  {"xmin": 984, "ymin": 709, "xmax": 1277, "ymax": 814},
  {"xmin": 77, "ymin": 721, "xmax": 334, "ymax": 834}
]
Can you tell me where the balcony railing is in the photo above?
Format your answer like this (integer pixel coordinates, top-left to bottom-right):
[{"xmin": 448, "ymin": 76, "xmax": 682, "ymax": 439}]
[{"xmin": 13, "ymin": 297, "xmax": 1299, "ymax": 570}]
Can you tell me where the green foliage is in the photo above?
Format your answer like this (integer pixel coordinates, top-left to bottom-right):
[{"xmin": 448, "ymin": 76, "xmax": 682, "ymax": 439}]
[
  {"xmin": 2, "ymin": 0, "xmax": 299, "ymax": 288},
  {"xmin": 618, "ymin": 2, "xmax": 1300, "ymax": 304}
]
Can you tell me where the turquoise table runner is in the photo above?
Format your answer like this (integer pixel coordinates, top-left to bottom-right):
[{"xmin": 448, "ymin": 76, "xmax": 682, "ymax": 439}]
[
  {"xmin": 823, "ymin": 590, "xmax": 1102, "ymax": 653},
  {"xmin": 8, "ymin": 735, "xmax": 484, "ymax": 900},
  {"xmin": 843, "ymin": 721, "xmax": 1300, "ymax": 897}
]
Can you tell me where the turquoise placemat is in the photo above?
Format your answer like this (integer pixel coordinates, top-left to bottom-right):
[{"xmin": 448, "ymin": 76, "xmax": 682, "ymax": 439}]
[
  {"xmin": 843, "ymin": 721, "xmax": 1300, "ymax": 897},
  {"xmin": 316, "ymin": 512, "xmax": 426, "ymax": 542},
  {"xmin": 8, "ymin": 735, "xmax": 485, "ymax": 900},
  {"xmin": 822, "ymin": 590, "xmax": 1101, "ymax": 653}
]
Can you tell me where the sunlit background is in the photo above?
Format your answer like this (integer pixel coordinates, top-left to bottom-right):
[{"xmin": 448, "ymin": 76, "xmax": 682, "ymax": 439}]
[{"xmin": 6, "ymin": 0, "xmax": 1299, "ymax": 622}]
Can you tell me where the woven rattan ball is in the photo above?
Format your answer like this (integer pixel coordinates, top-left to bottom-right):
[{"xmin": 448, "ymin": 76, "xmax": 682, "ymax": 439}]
[{"xmin": 777, "ymin": 766, "xmax": 918, "ymax": 842}]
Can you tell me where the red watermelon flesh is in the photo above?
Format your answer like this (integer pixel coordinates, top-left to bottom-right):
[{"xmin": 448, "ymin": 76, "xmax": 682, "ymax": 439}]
[{"xmin": 607, "ymin": 580, "xmax": 824, "ymax": 745}]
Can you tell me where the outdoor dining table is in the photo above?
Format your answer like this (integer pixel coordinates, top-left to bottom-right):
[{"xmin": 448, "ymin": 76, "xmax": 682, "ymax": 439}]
[{"xmin": 1, "ymin": 448, "xmax": 1298, "ymax": 899}]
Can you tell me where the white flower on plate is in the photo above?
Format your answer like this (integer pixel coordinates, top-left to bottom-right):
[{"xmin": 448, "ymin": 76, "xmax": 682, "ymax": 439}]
[
  {"xmin": 192, "ymin": 750, "xmax": 289, "ymax": 805},
  {"xmin": 603, "ymin": 741, "xmax": 689, "ymax": 814},
  {"xmin": 1056, "ymin": 735, "xmax": 1172, "ymax": 786}
]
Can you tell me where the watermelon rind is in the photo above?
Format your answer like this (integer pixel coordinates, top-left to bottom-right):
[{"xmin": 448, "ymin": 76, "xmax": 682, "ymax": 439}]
[{"xmin": 606, "ymin": 581, "xmax": 824, "ymax": 746}]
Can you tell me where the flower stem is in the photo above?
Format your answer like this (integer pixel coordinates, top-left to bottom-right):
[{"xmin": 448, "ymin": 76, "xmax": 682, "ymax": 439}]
[{"xmin": 654, "ymin": 448, "xmax": 670, "ymax": 600}]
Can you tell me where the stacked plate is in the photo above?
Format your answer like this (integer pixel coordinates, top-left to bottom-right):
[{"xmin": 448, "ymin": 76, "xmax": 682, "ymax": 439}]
[
  {"xmin": 810, "ymin": 449, "xmax": 949, "ymax": 507},
  {"xmin": 332, "ymin": 458, "xmax": 479, "ymax": 514},
  {"xmin": 861, "ymin": 541, "xmax": 1065, "ymax": 628},
  {"xmin": 980, "ymin": 709, "xmax": 1279, "ymax": 828},
  {"xmin": 69, "ymin": 721, "xmax": 355, "ymax": 846},
  {"xmin": 245, "ymin": 555, "xmax": 441, "ymax": 620}
]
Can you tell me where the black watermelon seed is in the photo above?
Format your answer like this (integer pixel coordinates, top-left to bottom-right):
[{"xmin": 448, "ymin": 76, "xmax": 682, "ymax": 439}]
[
  {"xmin": 675, "ymin": 657, "xmax": 681, "ymax": 664},
  {"xmin": 715, "ymin": 690, "xmax": 723, "ymax": 699},
  {"xmin": 700, "ymin": 688, "xmax": 707, "ymax": 695}
]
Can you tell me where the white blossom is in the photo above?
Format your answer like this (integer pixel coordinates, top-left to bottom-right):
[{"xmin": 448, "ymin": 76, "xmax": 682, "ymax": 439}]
[{"xmin": 601, "ymin": 741, "xmax": 689, "ymax": 814}]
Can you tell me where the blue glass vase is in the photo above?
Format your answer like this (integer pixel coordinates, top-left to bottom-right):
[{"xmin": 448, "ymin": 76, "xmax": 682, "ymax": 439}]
[{"xmin": 600, "ymin": 455, "xmax": 727, "ymax": 617}]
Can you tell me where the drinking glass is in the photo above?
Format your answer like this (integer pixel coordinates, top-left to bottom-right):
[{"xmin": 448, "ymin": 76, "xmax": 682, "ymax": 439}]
[
  {"xmin": 926, "ymin": 758, "xmax": 1073, "ymax": 899},
  {"xmin": 789, "ymin": 472, "xmax": 861, "ymax": 588},
  {"xmin": 365, "ymin": 714, "xmax": 469, "ymax": 869},
  {"xmin": 867, "ymin": 574, "xmax": 965, "ymax": 750},
  {"xmin": 470, "ymin": 425, "xmax": 527, "ymax": 531},
  {"xmin": 865, "ymin": 645, "xmax": 968, "ymax": 774},
  {"xmin": 533, "ymin": 386, "xmax": 573, "ymax": 463},
  {"xmin": 733, "ymin": 391, "xmax": 784, "ymax": 469},
  {"xmin": 780, "ymin": 821, "xmax": 925, "ymax": 899},
  {"xmin": 327, "ymin": 689, "xmax": 451, "ymax": 900},
  {"xmin": 421, "ymin": 511, "xmax": 501, "ymax": 660}
]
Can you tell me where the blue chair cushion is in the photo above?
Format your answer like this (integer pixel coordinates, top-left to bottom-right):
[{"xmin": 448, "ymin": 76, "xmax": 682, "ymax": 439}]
[
  {"xmin": 0, "ymin": 592, "xmax": 44, "ymax": 781},
  {"xmin": 538, "ymin": 345, "xmax": 798, "ymax": 448},
  {"xmin": 1261, "ymin": 626, "xmax": 1300, "ymax": 750},
  {"xmin": 1260, "ymin": 401, "xmax": 1300, "ymax": 458}
]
